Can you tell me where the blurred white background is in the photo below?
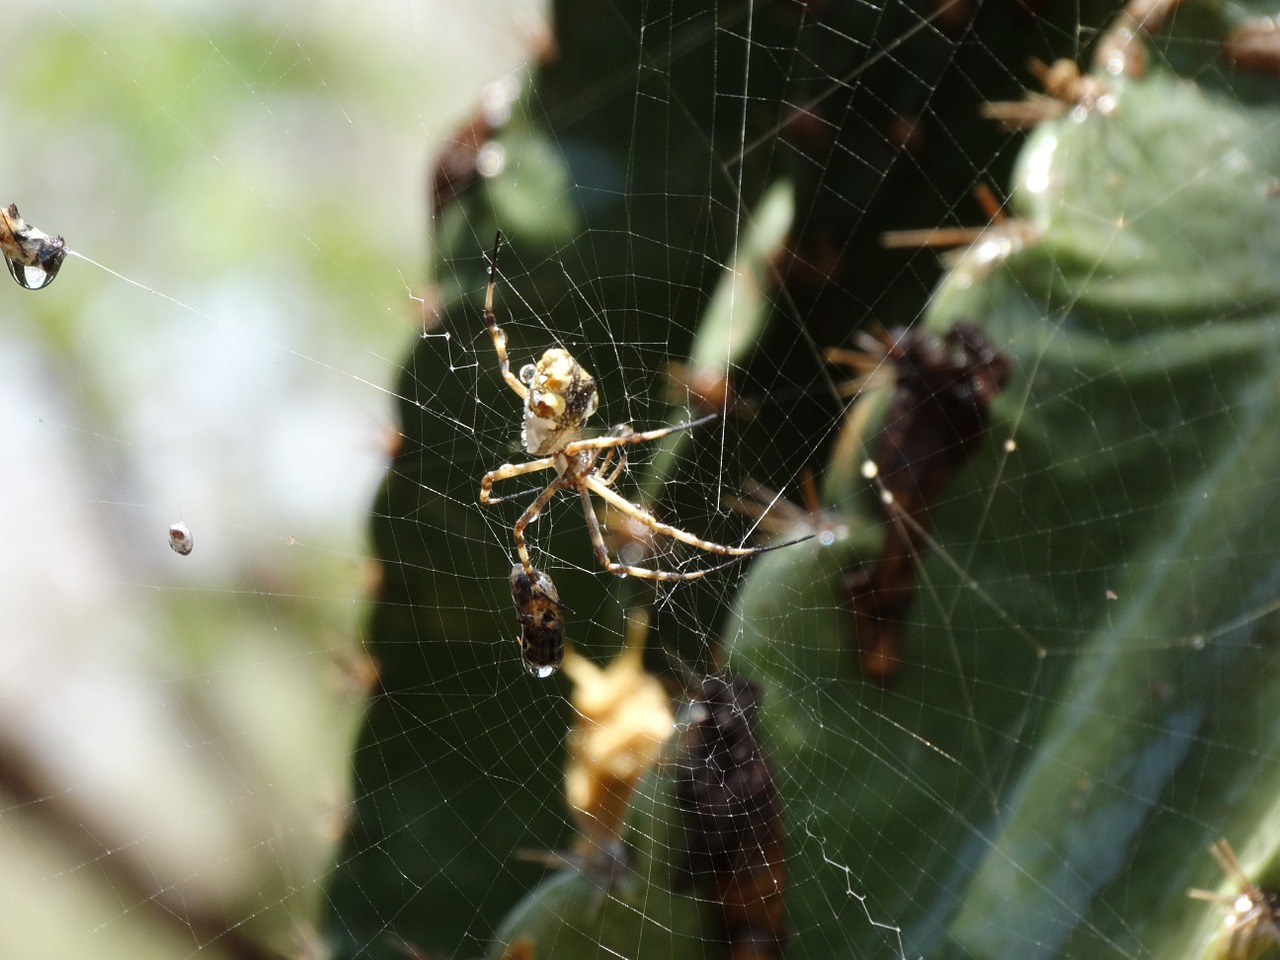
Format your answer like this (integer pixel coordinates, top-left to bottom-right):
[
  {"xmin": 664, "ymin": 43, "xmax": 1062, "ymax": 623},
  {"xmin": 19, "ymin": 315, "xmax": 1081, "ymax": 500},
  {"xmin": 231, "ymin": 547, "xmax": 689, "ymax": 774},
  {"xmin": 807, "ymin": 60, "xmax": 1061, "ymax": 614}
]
[{"xmin": 0, "ymin": 2, "xmax": 546, "ymax": 957}]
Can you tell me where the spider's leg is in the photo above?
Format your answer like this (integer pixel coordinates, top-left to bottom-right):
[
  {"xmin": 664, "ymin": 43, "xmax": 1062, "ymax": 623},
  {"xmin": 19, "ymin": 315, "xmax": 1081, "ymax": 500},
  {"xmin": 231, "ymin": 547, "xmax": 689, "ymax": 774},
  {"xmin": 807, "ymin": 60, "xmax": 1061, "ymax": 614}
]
[
  {"xmin": 511, "ymin": 474, "xmax": 570, "ymax": 575},
  {"xmin": 563, "ymin": 413, "xmax": 718, "ymax": 456},
  {"xmin": 480, "ymin": 457, "xmax": 556, "ymax": 504},
  {"xmin": 484, "ymin": 231, "xmax": 529, "ymax": 402},
  {"xmin": 585, "ymin": 475, "xmax": 759, "ymax": 558},
  {"xmin": 597, "ymin": 448, "xmax": 628, "ymax": 487},
  {"xmin": 579, "ymin": 485, "xmax": 711, "ymax": 582}
]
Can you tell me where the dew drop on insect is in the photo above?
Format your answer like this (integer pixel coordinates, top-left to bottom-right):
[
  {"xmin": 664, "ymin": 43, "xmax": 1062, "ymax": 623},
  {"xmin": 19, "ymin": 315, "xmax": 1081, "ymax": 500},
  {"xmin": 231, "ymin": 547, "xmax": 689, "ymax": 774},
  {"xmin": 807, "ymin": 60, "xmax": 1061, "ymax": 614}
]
[
  {"xmin": 168, "ymin": 521, "xmax": 194, "ymax": 556},
  {"xmin": 6, "ymin": 258, "xmax": 59, "ymax": 290},
  {"xmin": 527, "ymin": 662, "xmax": 558, "ymax": 679},
  {"xmin": 0, "ymin": 203, "xmax": 67, "ymax": 290}
]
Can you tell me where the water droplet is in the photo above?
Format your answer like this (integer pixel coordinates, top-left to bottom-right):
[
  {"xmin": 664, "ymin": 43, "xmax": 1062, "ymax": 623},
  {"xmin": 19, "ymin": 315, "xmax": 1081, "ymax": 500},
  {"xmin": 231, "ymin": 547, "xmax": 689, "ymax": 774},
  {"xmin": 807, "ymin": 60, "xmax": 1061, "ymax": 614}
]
[
  {"xmin": 528, "ymin": 662, "xmax": 558, "ymax": 679},
  {"xmin": 476, "ymin": 141, "xmax": 506, "ymax": 178},
  {"xmin": 7, "ymin": 259, "xmax": 55, "ymax": 289}
]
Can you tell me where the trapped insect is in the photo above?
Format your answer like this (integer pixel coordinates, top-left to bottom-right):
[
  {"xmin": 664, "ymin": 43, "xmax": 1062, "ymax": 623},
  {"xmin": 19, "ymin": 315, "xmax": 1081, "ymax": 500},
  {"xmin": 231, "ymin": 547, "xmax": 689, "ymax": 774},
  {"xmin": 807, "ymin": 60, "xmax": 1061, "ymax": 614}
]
[
  {"xmin": 838, "ymin": 321, "xmax": 1010, "ymax": 684},
  {"xmin": 479, "ymin": 232, "xmax": 794, "ymax": 582},
  {"xmin": 508, "ymin": 563, "xmax": 564, "ymax": 678},
  {"xmin": 0, "ymin": 203, "xmax": 66, "ymax": 290},
  {"xmin": 168, "ymin": 521, "xmax": 194, "ymax": 556},
  {"xmin": 674, "ymin": 674, "xmax": 787, "ymax": 960}
]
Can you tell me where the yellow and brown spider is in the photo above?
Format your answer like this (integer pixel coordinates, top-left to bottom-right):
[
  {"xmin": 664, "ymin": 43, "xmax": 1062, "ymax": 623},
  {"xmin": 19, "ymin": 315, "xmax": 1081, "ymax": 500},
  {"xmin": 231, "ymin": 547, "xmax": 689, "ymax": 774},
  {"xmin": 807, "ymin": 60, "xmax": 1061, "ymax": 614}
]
[{"xmin": 479, "ymin": 232, "xmax": 774, "ymax": 582}]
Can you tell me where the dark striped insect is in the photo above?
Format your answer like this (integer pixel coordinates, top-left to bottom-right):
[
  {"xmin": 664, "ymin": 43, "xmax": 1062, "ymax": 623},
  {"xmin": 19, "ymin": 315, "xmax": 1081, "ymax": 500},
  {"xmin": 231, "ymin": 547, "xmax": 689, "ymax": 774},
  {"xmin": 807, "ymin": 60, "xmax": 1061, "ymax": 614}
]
[
  {"xmin": 508, "ymin": 564, "xmax": 564, "ymax": 678},
  {"xmin": 674, "ymin": 675, "xmax": 787, "ymax": 960},
  {"xmin": 845, "ymin": 320, "xmax": 1011, "ymax": 684}
]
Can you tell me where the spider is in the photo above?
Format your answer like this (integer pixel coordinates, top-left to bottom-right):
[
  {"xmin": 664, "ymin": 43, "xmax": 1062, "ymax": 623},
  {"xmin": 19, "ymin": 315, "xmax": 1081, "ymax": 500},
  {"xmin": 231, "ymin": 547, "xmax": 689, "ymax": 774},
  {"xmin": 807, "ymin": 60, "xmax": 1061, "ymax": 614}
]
[{"xmin": 479, "ymin": 231, "xmax": 775, "ymax": 582}]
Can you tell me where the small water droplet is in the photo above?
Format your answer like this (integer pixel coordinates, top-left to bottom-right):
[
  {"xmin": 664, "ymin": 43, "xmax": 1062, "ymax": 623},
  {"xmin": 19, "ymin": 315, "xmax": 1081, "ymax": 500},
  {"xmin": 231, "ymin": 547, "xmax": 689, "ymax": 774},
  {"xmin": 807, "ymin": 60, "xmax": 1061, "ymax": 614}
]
[
  {"xmin": 476, "ymin": 141, "xmax": 506, "ymax": 178},
  {"xmin": 528, "ymin": 662, "xmax": 558, "ymax": 679}
]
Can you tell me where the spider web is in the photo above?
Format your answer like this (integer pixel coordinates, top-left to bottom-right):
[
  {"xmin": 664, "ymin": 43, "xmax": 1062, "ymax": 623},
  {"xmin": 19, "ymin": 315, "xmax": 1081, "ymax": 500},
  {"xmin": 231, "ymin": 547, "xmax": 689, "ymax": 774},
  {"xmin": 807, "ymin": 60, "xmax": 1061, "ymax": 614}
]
[{"xmin": 3, "ymin": 3, "xmax": 1280, "ymax": 960}]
